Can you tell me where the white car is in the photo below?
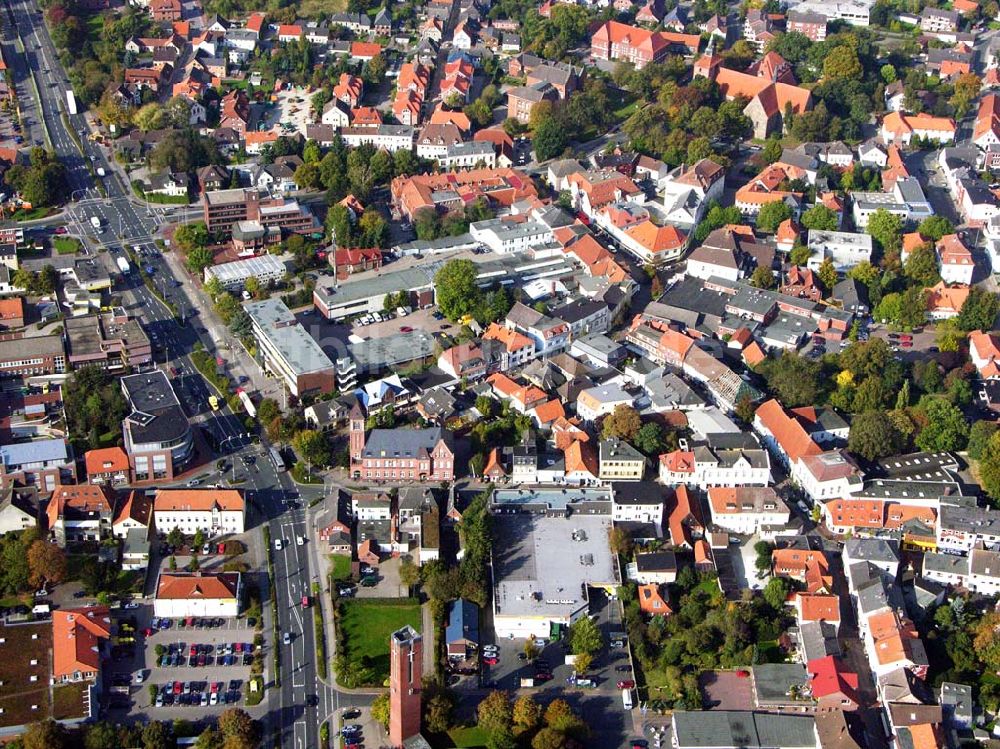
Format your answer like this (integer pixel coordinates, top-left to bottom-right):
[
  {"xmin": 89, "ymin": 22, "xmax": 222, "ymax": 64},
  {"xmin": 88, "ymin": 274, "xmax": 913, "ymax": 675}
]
[
  {"xmin": 274, "ymin": 539, "xmax": 283, "ymax": 551},
  {"xmin": 133, "ymin": 670, "xmax": 145, "ymax": 684},
  {"xmin": 296, "ymin": 535, "xmax": 304, "ymax": 546}
]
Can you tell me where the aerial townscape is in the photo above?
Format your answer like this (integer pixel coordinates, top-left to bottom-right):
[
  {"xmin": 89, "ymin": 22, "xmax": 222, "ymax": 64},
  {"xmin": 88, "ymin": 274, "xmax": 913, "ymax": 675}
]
[{"xmin": 6, "ymin": 0, "xmax": 1000, "ymax": 746}]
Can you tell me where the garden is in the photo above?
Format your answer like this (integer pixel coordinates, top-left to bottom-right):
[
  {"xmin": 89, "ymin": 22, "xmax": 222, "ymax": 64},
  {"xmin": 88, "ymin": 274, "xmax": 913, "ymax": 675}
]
[{"xmin": 334, "ymin": 598, "xmax": 421, "ymax": 687}]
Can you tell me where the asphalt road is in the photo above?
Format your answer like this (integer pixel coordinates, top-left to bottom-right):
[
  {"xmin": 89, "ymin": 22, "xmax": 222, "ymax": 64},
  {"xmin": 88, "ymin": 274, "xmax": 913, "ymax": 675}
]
[{"xmin": 0, "ymin": 0, "xmax": 369, "ymax": 741}]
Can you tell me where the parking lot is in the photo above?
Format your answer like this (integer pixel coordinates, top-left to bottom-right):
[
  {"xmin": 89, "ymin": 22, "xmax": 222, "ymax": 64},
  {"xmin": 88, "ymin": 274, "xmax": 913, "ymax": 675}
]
[
  {"xmin": 260, "ymin": 88, "xmax": 315, "ymax": 138},
  {"xmin": 102, "ymin": 607, "xmax": 260, "ymax": 718}
]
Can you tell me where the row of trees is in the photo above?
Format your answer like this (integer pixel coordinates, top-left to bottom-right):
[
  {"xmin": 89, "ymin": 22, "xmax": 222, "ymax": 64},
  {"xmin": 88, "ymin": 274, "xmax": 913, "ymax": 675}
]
[{"xmin": 11, "ymin": 708, "xmax": 258, "ymax": 749}]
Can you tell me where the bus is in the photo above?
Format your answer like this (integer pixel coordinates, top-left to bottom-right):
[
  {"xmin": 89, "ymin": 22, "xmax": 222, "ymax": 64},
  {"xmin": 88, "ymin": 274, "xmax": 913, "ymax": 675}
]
[
  {"xmin": 208, "ymin": 395, "xmax": 220, "ymax": 411},
  {"xmin": 269, "ymin": 446, "xmax": 286, "ymax": 472},
  {"xmin": 622, "ymin": 688, "xmax": 633, "ymax": 710},
  {"xmin": 238, "ymin": 390, "xmax": 256, "ymax": 418}
]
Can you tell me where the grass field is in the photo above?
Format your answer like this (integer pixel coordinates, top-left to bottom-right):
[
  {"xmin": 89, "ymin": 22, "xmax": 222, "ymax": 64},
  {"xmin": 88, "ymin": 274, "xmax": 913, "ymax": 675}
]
[
  {"xmin": 53, "ymin": 236, "xmax": 81, "ymax": 254},
  {"xmin": 340, "ymin": 599, "xmax": 421, "ymax": 683},
  {"xmin": 446, "ymin": 726, "xmax": 490, "ymax": 748},
  {"xmin": 299, "ymin": 0, "xmax": 347, "ymax": 16},
  {"xmin": 330, "ymin": 554, "xmax": 351, "ymax": 581}
]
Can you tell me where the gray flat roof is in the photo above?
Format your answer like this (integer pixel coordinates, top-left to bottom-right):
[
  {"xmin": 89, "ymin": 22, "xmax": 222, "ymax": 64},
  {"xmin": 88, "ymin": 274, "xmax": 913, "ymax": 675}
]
[
  {"xmin": 245, "ymin": 298, "xmax": 335, "ymax": 375},
  {"xmin": 205, "ymin": 254, "xmax": 287, "ymax": 283},
  {"xmin": 348, "ymin": 331, "xmax": 437, "ymax": 370},
  {"xmin": 314, "ymin": 267, "xmax": 437, "ymax": 308},
  {"xmin": 492, "ymin": 512, "xmax": 616, "ymax": 621}
]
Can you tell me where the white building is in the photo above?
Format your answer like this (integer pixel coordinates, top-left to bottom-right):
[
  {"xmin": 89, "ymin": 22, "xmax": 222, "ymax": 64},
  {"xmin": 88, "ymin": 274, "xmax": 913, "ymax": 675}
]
[
  {"xmin": 470, "ymin": 218, "xmax": 554, "ymax": 254},
  {"xmin": 340, "ymin": 125, "xmax": 415, "ymax": 153},
  {"xmin": 439, "ymin": 141, "xmax": 497, "ymax": 170},
  {"xmin": 576, "ymin": 382, "xmax": 635, "ymax": 422},
  {"xmin": 707, "ymin": 486, "xmax": 790, "ymax": 536},
  {"xmin": 153, "ymin": 572, "xmax": 242, "ymax": 618},
  {"xmin": 795, "ymin": 450, "xmax": 864, "ymax": 503},
  {"xmin": 658, "ymin": 444, "xmax": 771, "ymax": 489},
  {"xmin": 806, "ymin": 230, "xmax": 873, "ymax": 273},
  {"xmin": 203, "ymin": 253, "xmax": 287, "ymax": 290},
  {"xmin": 153, "ymin": 489, "xmax": 246, "ymax": 536},
  {"xmin": 852, "ymin": 178, "xmax": 934, "ymax": 228},
  {"xmin": 611, "ymin": 484, "xmax": 664, "ymax": 524}
]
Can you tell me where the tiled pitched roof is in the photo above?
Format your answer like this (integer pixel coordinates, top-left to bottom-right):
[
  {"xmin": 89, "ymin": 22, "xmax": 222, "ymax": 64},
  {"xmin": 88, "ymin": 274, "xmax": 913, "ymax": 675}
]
[{"xmin": 52, "ymin": 606, "xmax": 113, "ymax": 679}]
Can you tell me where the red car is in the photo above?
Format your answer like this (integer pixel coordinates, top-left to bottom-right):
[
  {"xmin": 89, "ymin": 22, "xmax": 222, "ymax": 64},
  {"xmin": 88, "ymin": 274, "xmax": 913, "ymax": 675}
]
[
  {"xmin": 400, "ymin": 326, "xmax": 413, "ymax": 333},
  {"xmin": 901, "ymin": 340, "xmax": 913, "ymax": 348},
  {"xmin": 535, "ymin": 672, "xmax": 553, "ymax": 681},
  {"xmin": 54, "ymin": 226, "xmax": 68, "ymax": 235},
  {"xmin": 143, "ymin": 627, "xmax": 154, "ymax": 637},
  {"xmin": 482, "ymin": 656, "xmax": 498, "ymax": 666},
  {"xmin": 736, "ymin": 670, "xmax": 750, "ymax": 678},
  {"xmin": 616, "ymin": 680, "xmax": 635, "ymax": 689},
  {"xmin": 173, "ymin": 681, "xmax": 182, "ymax": 695}
]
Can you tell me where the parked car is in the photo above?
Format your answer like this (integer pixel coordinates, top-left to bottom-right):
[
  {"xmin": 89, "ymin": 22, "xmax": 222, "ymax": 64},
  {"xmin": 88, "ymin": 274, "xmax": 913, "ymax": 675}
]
[{"xmin": 616, "ymin": 680, "xmax": 635, "ymax": 689}]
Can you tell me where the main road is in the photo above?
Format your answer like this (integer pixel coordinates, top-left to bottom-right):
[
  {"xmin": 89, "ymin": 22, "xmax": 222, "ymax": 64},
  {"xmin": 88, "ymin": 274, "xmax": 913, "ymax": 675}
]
[{"xmin": 0, "ymin": 0, "xmax": 368, "ymax": 742}]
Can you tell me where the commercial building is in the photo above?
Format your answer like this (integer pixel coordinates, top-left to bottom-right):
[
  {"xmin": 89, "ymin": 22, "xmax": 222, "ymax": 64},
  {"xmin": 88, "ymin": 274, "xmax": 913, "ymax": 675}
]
[
  {"xmin": 63, "ymin": 309, "xmax": 152, "ymax": 371},
  {"xmin": 313, "ymin": 267, "xmax": 437, "ymax": 322},
  {"xmin": 153, "ymin": 488, "xmax": 246, "ymax": 536},
  {"xmin": 806, "ymin": 230, "xmax": 873, "ymax": 273},
  {"xmin": 0, "ymin": 335, "xmax": 65, "ymax": 378},
  {"xmin": 337, "ymin": 332, "xmax": 437, "ymax": 391},
  {"xmin": 201, "ymin": 187, "xmax": 319, "ymax": 235},
  {"xmin": 244, "ymin": 298, "xmax": 336, "ymax": 397},
  {"xmin": 0, "ymin": 439, "xmax": 75, "ymax": 491},
  {"xmin": 203, "ymin": 254, "xmax": 287, "ymax": 290},
  {"xmin": 153, "ymin": 572, "xmax": 242, "ymax": 618},
  {"xmin": 121, "ymin": 370, "xmax": 194, "ymax": 481},
  {"xmin": 490, "ymin": 493, "xmax": 617, "ymax": 639},
  {"xmin": 671, "ymin": 711, "xmax": 817, "ymax": 749}
]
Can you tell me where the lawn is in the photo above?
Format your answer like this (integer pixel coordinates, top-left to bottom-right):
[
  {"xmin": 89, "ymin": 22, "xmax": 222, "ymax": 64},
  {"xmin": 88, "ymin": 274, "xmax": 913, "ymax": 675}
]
[
  {"xmin": 446, "ymin": 726, "xmax": 490, "ymax": 748},
  {"xmin": 340, "ymin": 599, "xmax": 421, "ymax": 684},
  {"xmin": 330, "ymin": 554, "xmax": 351, "ymax": 581},
  {"xmin": 53, "ymin": 236, "xmax": 81, "ymax": 255}
]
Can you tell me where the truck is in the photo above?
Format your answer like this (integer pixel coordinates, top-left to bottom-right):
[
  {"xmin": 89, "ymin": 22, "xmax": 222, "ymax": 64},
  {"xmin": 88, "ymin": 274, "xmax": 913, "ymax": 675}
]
[
  {"xmin": 622, "ymin": 688, "xmax": 633, "ymax": 710},
  {"xmin": 269, "ymin": 447, "xmax": 286, "ymax": 471},
  {"xmin": 66, "ymin": 90, "xmax": 77, "ymax": 115},
  {"xmin": 238, "ymin": 390, "xmax": 256, "ymax": 418},
  {"xmin": 520, "ymin": 678, "xmax": 536, "ymax": 688},
  {"xmin": 116, "ymin": 256, "xmax": 131, "ymax": 274},
  {"xmin": 90, "ymin": 216, "xmax": 103, "ymax": 232}
]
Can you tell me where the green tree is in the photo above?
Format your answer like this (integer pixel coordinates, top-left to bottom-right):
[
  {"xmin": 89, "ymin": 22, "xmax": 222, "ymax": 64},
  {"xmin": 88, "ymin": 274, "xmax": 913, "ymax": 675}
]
[
  {"xmin": 936, "ymin": 319, "xmax": 965, "ymax": 352},
  {"xmin": 760, "ymin": 353, "xmax": 822, "ymax": 407},
  {"xmin": 513, "ymin": 695, "xmax": 543, "ymax": 730},
  {"xmin": 755, "ymin": 201, "xmax": 792, "ymax": 233},
  {"xmin": 763, "ymin": 577, "xmax": 791, "ymax": 610},
  {"xmin": 293, "ymin": 429, "xmax": 329, "ymax": 468},
  {"xmin": 969, "ymin": 421, "xmax": 1000, "ymax": 460},
  {"xmin": 425, "ymin": 693, "xmax": 455, "ymax": 733},
  {"xmin": 800, "ymin": 204, "xmax": 839, "ymax": 231},
  {"xmin": 475, "ymin": 395, "xmax": 496, "ymax": 418},
  {"xmin": 217, "ymin": 708, "xmax": 259, "ymax": 749},
  {"xmin": 569, "ymin": 615, "xmax": 604, "ymax": 655},
  {"xmin": 903, "ymin": 243, "xmax": 940, "ymax": 287},
  {"xmin": 866, "ymin": 209, "xmax": 903, "ymax": 256},
  {"xmin": 749, "ymin": 266, "xmax": 775, "ymax": 289},
  {"xmin": 371, "ymin": 693, "xmax": 390, "ymax": 728},
  {"xmin": 434, "ymin": 259, "xmax": 482, "ymax": 321},
  {"xmin": 141, "ymin": 721, "xmax": 173, "ymax": 749},
  {"xmin": 789, "ymin": 245, "xmax": 811, "ymax": 266},
  {"xmin": 957, "ymin": 286, "xmax": 1000, "ymax": 331},
  {"xmin": 817, "ymin": 257, "xmax": 838, "ymax": 293},
  {"xmin": 761, "ymin": 136, "xmax": 782, "ymax": 165},
  {"xmin": 477, "ymin": 690, "xmax": 513, "ymax": 735},
  {"xmin": 23, "ymin": 721, "xmax": 68, "ymax": 749},
  {"xmin": 848, "ymin": 411, "xmax": 902, "ymax": 460},
  {"xmin": 600, "ymin": 404, "xmax": 641, "ymax": 441},
  {"xmin": 823, "ymin": 45, "xmax": 862, "ymax": 80},
  {"xmin": 915, "ymin": 398, "xmax": 969, "ymax": 451},
  {"xmin": 917, "ymin": 216, "xmax": 954, "ymax": 242},
  {"xmin": 185, "ymin": 247, "xmax": 214, "ymax": 274},
  {"xmin": 533, "ymin": 115, "xmax": 568, "ymax": 161},
  {"xmin": 633, "ymin": 422, "xmax": 665, "ymax": 455}
]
